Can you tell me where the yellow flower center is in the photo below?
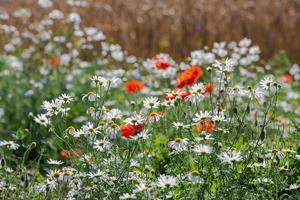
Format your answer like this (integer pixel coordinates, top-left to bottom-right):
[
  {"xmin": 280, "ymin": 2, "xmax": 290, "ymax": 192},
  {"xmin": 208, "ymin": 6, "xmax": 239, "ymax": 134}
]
[
  {"xmin": 88, "ymin": 92, "xmax": 95, "ymax": 96},
  {"xmin": 191, "ymin": 169, "xmax": 201, "ymax": 176},
  {"xmin": 53, "ymin": 172, "xmax": 60, "ymax": 178},
  {"xmin": 272, "ymin": 149, "xmax": 278, "ymax": 153},
  {"xmin": 175, "ymin": 137, "xmax": 182, "ymax": 142}
]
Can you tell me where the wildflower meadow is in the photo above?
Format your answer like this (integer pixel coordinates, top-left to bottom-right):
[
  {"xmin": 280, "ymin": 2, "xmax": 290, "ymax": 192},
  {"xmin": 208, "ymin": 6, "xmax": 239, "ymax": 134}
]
[{"xmin": 0, "ymin": 0, "xmax": 299, "ymax": 199}]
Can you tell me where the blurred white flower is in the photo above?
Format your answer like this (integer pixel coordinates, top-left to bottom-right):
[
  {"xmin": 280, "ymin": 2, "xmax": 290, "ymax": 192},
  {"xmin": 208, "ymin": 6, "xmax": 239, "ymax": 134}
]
[{"xmin": 38, "ymin": 0, "xmax": 53, "ymax": 8}]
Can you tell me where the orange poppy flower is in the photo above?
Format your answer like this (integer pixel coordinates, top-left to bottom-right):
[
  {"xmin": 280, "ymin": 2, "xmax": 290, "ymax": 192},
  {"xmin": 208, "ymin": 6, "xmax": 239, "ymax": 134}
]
[
  {"xmin": 196, "ymin": 118, "xmax": 215, "ymax": 133},
  {"xmin": 282, "ymin": 73, "xmax": 293, "ymax": 83},
  {"xmin": 125, "ymin": 80, "xmax": 144, "ymax": 93},
  {"xmin": 176, "ymin": 66, "xmax": 203, "ymax": 88},
  {"xmin": 59, "ymin": 149, "xmax": 71, "ymax": 159},
  {"xmin": 50, "ymin": 56, "xmax": 60, "ymax": 68},
  {"xmin": 74, "ymin": 147, "xmax": 82, "ymax": 156}
]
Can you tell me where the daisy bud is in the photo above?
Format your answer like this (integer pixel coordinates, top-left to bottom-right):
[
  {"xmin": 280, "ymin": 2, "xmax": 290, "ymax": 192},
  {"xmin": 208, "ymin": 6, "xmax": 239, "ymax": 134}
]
[
  {"xmin": 87, "ymin": 107, "xmax": 96, "ymax": 115},
  {"xmin": 98, "ymin": 121, "xmax": 106, "ymax": 126},
  {"xmin": 278, "ymin": 84, "xmax": 281, "ymax": 89},
  {"xmin": 257, "ymin": 157, "xmax": 264, "ymax": 163},
  {"xmin": 174, "ymin": 100, "xmax": 179, "ymax": 107},
  {"xmin": 130, "ymin": 101, "xmax": 136, "ymax": 107},
  {"xmin": 233, "ymin": 107, "xmax": 238, "ymax": 114}
]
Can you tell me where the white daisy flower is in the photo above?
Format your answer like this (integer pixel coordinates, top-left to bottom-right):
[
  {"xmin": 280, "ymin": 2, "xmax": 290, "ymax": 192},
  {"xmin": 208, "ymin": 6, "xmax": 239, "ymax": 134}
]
[
  {"xmin": 93, "ymin": 139, "xmax": 112, "ymax": 152},
  {"xmin": 286, "ymin": 184, "xmax": 300, "ymax": 190},
  {"xmin": 212, "ymin": 112, "xmax": 226, "ymax": 122},
  {"xmin": 156, "ymin": 174, "xmax": 177, "ymax": 188},
  {"xmin": 133, "ymin": 182, "xmax": 152, "ymax": 193},
  {"xmin": 253, "ymin": 178, "xmax": 274, "ymax": 185},
  {"xmin": 168, "ymin": 137, "xmax": 189, "ymax": 152},
  {"xmin": 245, "ymin": 87, "xmax": 266, "ymax": 99},
  {"xmin": 218, "ymin": 150, "xmax": 242, "ymax": 164},
  {"xmin": 266, "ymin": 149, "xmax": 283, "ymax": 161},
  {"xmin": 47, "ymin": 159, "xmax": 63, "ymax": 165},
  {"xmin": 82, "ymin": 92, "xmax": 98, "ymax": 102},
  {"xmin": 103, "ymin": 108, "xmax": 123, "ymax": 121},
  {"xmin": 143, "ymin": 97, "xmax": 160, "ymax": 109},
  {"xmin": 193, "ymin": 144, "xmax": 213, "ymax": 154},
  {"xmin": 0, "ymin": 140, "xmax": 20, "ymax": 150},
  {"xmin": 47, "ymin": 169, "xmax": 61, "ymax": 180},
  {"xmin": 195, "ymin": 134, "xmax": 215, "ymax": 141},
  {"xmin": 187, "ymin": 169, "xmax": 204, "ymax": 184},
  {"xmin": 42, "ymin": 99, "xmax": 63, "ymax": 116},
  {"xmin": 124, "ymin": 113, "xmax": 145, "ymax": 125},
  {"xmin": 173, "ymin": 122, "xmax": 190, "ymax": 130},
  {"xmin": 213, "ymin": 58, "xmax": 234, "ymax": 72},
  {"xmin": 32, "ymin": 182, "xmax": 47, "ymax": 193},
  {"xmin": 34, "ymin": 114, "xmax": 51, "ymax": 127},
  {"xmin": 191, "ymin": 83, "xmax": 205, "ymax": 93},
  {"xmin": 130, "ymin": 129, "xmax": 150, "ymax": 140},
  {"xmin": 259, "ymin": 75, "xmax": 275, "ymax": 90},
  {"xmin": 187, "ymin": 83, "xmax": 205, "ymax": 103},
  {"xmin": 108, "ymin": 77, "xmax": 121, "ymax": 88},
  {"xmin": 119, "ymin": 193, "xmax": 136, "ymax": 199},
  {"xmin": 59, "ymin": 93, "xmax": 74, "ymax": 104},
  {"xmin": 81, "ymin": 122, "xmax": 101, "ymax": 135},
  {"xmin": 90, "ymin": 75, "xmax": 108, "ymax": 87},
  {"xmin": 193, "ymin": 111, "xmax": 211, "ymax": 123}
]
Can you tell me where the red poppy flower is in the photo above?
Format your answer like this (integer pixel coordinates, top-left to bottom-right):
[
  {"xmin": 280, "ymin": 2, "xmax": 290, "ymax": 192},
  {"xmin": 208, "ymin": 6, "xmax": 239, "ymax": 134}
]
[
  {"xmin": 205, "ymin": 83, "xmax": 214, "ymax": 94},
  {"xmin": 164, "ymin": 92, "xmax": 175, "ymax": 101},
  {"xmin": 152, "ymin": 55, "xmax": 170, "ymax": 70},
  {"xmin": 125, "ymin": 80, "xmax": 144, "ymax": 93},
  {"xmin": 164, "ymin": 89, "xmax": 190, "ymax": 101},
  {"xmin": 180, "ymin": 90, "xmax": 191, "ymax": 100},
  {"xmin": 176, "ymin": 66, "xmax": 203, "ymax": 88},
  {"xmin": 120, "ymin": 124, "xmax": 143, "ymax": 138}
]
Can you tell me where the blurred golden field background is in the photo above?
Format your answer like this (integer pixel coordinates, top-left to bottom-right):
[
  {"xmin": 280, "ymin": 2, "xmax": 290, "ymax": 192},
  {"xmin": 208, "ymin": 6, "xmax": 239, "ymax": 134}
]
[{"xmin": 1, "ymin": 0, "xmax": 300, "ymax": 62}]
